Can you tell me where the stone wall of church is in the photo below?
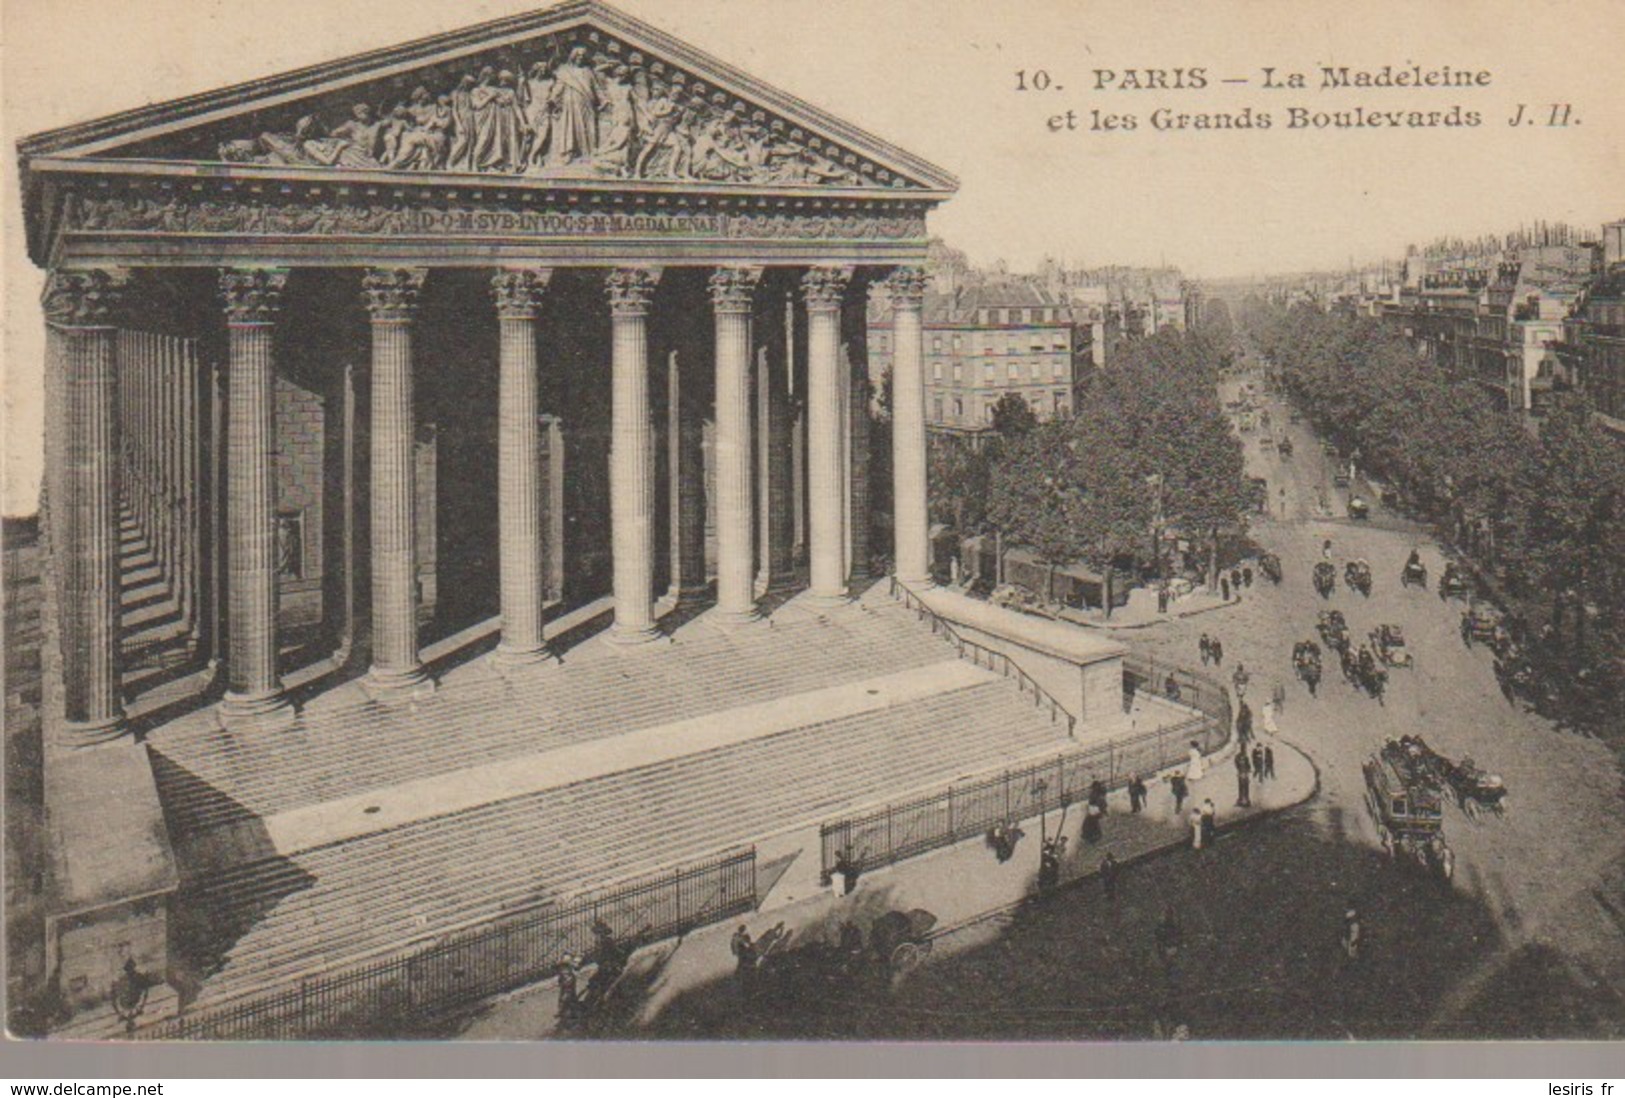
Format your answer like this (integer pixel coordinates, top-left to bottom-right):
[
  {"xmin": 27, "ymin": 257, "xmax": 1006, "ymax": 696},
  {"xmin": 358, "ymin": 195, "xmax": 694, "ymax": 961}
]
[{"xmin": 274, "ymin": 376, "xmax": 324, "ymax": 630}]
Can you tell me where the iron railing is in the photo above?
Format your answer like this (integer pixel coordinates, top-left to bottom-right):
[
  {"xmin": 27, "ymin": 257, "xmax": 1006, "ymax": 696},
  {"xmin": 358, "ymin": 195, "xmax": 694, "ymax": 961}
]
[
  {"xmin": 819, "ymin": 713, "xmax": 1220, "ymax": 883},
  {"xmin": 1120, "ymin": 653, "xmax": 1235, "ymax": 736},
  {"xmin": 138, "ymin": 847, "xmax": 757, "ymax": 1041},
  {"xmin": 889, "ymin": 577, "xmax": 1077, "ymax": 737}
]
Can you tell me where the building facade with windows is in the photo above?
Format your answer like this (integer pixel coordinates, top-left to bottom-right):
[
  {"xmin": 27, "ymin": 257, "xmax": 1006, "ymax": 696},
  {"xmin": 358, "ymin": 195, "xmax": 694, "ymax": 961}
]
[{"xmin": 868, "ymin": 284, "xmax": 1087, "ymax": 438}]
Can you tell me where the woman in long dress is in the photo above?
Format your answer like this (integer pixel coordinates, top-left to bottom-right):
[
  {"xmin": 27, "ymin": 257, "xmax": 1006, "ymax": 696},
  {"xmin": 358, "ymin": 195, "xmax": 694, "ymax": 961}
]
[{"xmin": 1186, "ymin": 740, "xmax": 1205, "ymax": 781}]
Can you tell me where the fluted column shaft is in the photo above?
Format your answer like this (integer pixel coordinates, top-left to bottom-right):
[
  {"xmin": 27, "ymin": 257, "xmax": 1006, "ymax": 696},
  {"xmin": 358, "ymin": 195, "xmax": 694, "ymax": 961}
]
[
  {"xmin": 218, "ymin": 269, "xmax": 290, "ymax": 716},
  {"xmin": 606, "ymin": 268, "xmax": 662, "ymax": 643},
  {"xmin": 710, "ymin": 267, "xmax": 761, "ymax": 623},
  {"xmin": 492, "ymin": 268, "xmax": 552, "ymax": 665},
  {"xmin": 45, "ymin": 270, "xmax": 128, "ymax": 742},
  {"xmin": 364, "ymin": 268, "xmax": 430, "ymax": 689},
  {"xmin": 887, "ymin": 267, "xmax": 932, "ymax": 587},
  {"xmin": 666, "ymin": 352, "xmax": 708, "ymax": 602},
  {"xmin": 803, "ymin": 266, "xmax": 853, "ymax": 603}
]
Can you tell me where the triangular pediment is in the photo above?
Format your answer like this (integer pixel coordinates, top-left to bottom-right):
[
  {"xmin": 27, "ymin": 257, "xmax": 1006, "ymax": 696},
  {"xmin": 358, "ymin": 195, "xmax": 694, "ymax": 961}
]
[{"xmin": 19, "ymin": 0, "xmax": 956, "ymax": 195}]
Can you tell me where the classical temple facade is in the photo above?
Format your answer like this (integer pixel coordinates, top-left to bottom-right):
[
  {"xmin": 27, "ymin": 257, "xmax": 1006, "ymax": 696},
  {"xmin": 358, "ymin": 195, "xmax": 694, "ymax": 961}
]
[
  {"xmin": 14, "ymin": 1, "xmax": 1152, "ymax": 1036},
  {"xmin": 20, "ymin": 0, "xmax": 952, "ymax": 737}
]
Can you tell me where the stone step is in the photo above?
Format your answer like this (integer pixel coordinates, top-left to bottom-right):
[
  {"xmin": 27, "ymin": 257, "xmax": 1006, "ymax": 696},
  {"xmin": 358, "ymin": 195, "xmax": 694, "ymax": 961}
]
[{"xmin": 175, "ymin": 678, "xmax": 1064, "ymax": 1006}]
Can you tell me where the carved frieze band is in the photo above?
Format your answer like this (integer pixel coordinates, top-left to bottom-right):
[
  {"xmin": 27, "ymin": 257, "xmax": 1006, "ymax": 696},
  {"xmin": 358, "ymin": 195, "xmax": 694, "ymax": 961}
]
[
  {"xmin": 605, "ymin": 267, "xmax": 662, "ymax": 316},
  {"xmin": 219, "ymin": 268, "xmax": 290, "ymax": 324},
  {"xmin": 491, "ymin": 267, "xmax": 553, "ymax": 318},
  {"xmin": 884, "ymin": 265, "xmax": 928, "ymax": 310},
  {"xmin": 362, "ymin": 267, "xmax": 429, "ymax": 321},
  {"xmin": 64, "ymin": 193, "xmax": 929, "ymax": 244},
  {"xmin": 707, "ymin": 266, "xmax": 762, "ymax": 313},
  {"xmin": 800, "ymin": 265, "xmax": 853, "ymax": 311},
  {"xmin": 42, "ymin": 268, "xmax": 131, "ymax": 328}
]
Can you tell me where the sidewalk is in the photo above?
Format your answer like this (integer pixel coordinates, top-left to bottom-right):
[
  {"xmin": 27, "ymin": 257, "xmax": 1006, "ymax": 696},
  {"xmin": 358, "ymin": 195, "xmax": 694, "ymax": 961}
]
[
  {"xmin": 1059, "ymin": 585, "xmax": 1245, "ymax": 631},
  {"xmin": 455, "ymin": 724, "xmax": 1318, "ymax": 1039}
]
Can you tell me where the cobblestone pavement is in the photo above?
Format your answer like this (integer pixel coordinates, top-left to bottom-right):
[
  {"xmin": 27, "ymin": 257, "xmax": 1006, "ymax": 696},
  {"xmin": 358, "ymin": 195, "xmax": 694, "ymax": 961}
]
[{"xmin": 553, "ymin": 377, "xmax": 1625, "ymax": 1041}]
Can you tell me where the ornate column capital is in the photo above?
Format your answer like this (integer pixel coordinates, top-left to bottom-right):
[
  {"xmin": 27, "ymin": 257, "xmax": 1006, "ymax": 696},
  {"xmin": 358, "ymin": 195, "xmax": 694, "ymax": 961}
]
[
  {"xmin": 219, "ymin": 268, "xmax": 290, "ymax": 326},
  {"xmin": 801, "ymin": 265, "xmax": 854, "ymax": 312},
  {"xmin": 605, "ymin": 267, "xmax": 663, "ymax": 317},
  {"xmin": 362, "ymin": 267, "xmax": 429, "ymax": 323},
  {"xmin": 708, "ymin": 266, "xmax": 764, "ymax": 314},
  {"xmin": 884, "ymin": 266, "xmax": 928, "ymax": 310},
  {"xmin": 42, "ymin": 268, "xmax": 131, "ymax": 328},
  {"xmin": 491, "ymin": 267, "xmax": 553, "ymax": 319}
]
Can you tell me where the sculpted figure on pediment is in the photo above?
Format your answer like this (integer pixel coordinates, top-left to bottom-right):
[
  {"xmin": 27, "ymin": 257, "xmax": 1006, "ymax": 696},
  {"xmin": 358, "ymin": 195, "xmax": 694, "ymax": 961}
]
[{"xmin": 204, "ymin": 34, "xmax": 907, "ymax": 186}]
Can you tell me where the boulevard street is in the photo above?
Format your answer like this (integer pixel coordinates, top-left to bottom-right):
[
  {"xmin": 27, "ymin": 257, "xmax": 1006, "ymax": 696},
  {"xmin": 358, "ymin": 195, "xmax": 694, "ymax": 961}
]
[{"xmin": 616, "ymin": 370, "xmax": 1625, "ymax": 1041}]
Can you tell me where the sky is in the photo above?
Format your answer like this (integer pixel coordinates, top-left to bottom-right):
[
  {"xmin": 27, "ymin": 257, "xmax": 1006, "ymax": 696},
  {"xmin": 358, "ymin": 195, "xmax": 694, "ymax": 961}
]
[{"xmin": 4, "ymin": 0, "xmax": 1623, "ymax": 513}]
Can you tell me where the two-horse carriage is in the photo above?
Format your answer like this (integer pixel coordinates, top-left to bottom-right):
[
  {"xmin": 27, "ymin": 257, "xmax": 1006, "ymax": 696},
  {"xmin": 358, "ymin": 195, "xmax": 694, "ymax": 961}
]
[
  {"xmin": 1369, "ymin": 623, "xmax": 1414, "ymax": 669},
  {"xmin": 1401, "ymin": 557, "xmax": 1428, "ymax": 589},
  {"xmin": 1292, "ymin": 640, "xmax": 1323, "ymax": 694},
  {"xmin": 1313, "ymin": 561, "xmax": 1337, "ymax": 599},
  {"xmin": 1344, "ymin": 559, "xmax": 1372, "ymax": 597},
  {"xmin": 1347, "ymin": 495, "xmax": 1370, "ymax": 521},
  {"xmin": 1392, "ymin": 735, "xmax": 1509, "ymax": 818},
  {"xmin": 1317, "ymin": 609, "xmax": 1350, "ymax": 653},
  {"xmin": 1259, "ymin": 552, "xmax": 1283, "ymax": 585},
  {"xmin": 1438, "ymin": 561, "xmax": 1470, "ymax": 600}
]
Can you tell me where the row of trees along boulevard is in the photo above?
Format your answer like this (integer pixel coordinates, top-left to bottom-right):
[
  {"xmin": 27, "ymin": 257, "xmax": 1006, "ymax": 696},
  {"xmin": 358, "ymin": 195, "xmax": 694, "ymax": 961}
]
[
  {"xmin": 1242, "ymin": 299, "xmax": 1625, "ymax": 739},
  {"xmin": 923, "ymin": 327, "xmax": 1253, "ymax": 618}
]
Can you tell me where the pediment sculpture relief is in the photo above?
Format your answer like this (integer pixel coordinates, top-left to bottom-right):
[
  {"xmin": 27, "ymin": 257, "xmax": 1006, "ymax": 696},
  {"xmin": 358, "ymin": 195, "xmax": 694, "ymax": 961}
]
[{"xmin": 216, "ymin": 41, "xmax": 902, "ymax": 188}]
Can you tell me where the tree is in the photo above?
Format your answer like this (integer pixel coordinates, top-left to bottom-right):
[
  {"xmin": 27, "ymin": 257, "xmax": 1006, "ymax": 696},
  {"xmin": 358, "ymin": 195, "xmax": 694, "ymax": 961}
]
[
  {"xmin": 986, "ymin": 421, "xmax": 1091, "ymax": 602},
  {"xmin": 990, "ymin": 392, "xmax": 1039, "ymax": 441},
  {"xmin": 928, "ymin": 434, "xmax": 990, "ymax": 535}
]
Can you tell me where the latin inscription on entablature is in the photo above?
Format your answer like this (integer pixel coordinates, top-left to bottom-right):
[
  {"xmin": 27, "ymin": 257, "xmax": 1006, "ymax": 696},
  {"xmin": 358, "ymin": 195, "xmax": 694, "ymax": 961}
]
[{"xmin": 62, "ymin": 193, "xmax": 929, "ymax": 242}]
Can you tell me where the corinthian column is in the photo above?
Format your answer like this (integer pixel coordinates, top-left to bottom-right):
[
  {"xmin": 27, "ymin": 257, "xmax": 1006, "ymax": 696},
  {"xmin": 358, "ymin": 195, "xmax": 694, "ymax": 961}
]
[
  {"xmin": 218, "ymin": 268, "xmax": 291, "ymax": 720},
  {"xmin": 709, "ymin": 266, "xmax": 762, "ymax": 625},
  {"xmin": 491, "ymin": 267, "xmax": 553, "ymax": 666},
  {"xmin": 44, "ymin": 269, "xmax": 129, "ymax": 744},
  {"xmin": 606, "ymin": 267, "xmax": 663, "ymax": 644},
  {"xmin": 887, "ymin": 266, "xmax": 932, "ymax": 587},
  {"xmin": 363, "ymin": 267, "xmax": 432, "ymax": 694},
  {"xmin": 803, "ymin": 266, "xmax": 853, "ymax": 604}
]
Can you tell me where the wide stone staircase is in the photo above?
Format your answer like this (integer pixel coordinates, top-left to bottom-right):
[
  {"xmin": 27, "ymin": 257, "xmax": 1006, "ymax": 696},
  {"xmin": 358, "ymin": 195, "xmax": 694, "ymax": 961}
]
[
  {"xmin": 156, "ymin": 590, "xmax": 1079, "ymax": 1013},
  {"xmin": 117, "ymin": 505, "xmax": 192, "ymax": 691}
]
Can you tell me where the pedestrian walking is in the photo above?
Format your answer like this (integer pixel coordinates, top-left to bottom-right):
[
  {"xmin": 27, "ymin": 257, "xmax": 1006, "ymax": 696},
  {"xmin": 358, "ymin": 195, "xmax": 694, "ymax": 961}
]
[
  {"xmin": 1158, "ymin": 585, "xmax": 1170, "ymax": 615},
  {"xmin": 1235, "ymin": 701, "xmax": 1252, "ymax": 747},
  {"xmin": 1082, "ymin": 800, "xmax": 1104, "ymax": 844},
  {"xmin": 1186, "ymin": 739, "xmax": 1205, "ymax": 781},
  {"xmin": 1243, "ymin": 565, "xmax": 1254, "ymax": 588},
  {"xmin": 730, "ymin": 925, "xmax": 759, "ymax": 997},
  {"xmin": 1261, "ymin": 699, "xmax": 1279, "ymax": 737},
  {"xmin": 1232, "ymin": 662, "xmax": 1250, "ymax": 699},
  {"xmin": 1129, "ymin": 774, "xmax": 1148, "ymax": 814},
  {"xmin": 1199, "ymin": 633, "xmax": 1212, "ymax": 666},
  {"xmin": 1164, "ymin": 673, "xmax": 1182, "ymax": 702},
  {"xmin": 1189, "ymin": 805, "xmax": 1204, "ymax": 850},
  {"xmin": 1230, "ymin": 568, "xmax": 1243, "ymax": 594},
  {"xmin": 1170, "ymin": 771, "xmax": 1189, "ymax": 815},
  {"xmin": 1200, "ymin": 798, "xmax": 1217, "ymax": 845},
  {"xmin": 1236, "ymin": 768, "xmax": 1251, "ymax": 807},
  {"xmin": 1271, "ymin": 680, "xmax": 1287, "ymax": 715},
  {"xmin": 1100, "ymin": 851, "xmax": 1120, "ymax": 900},
  {"xmin": 1264, "ymin": 744, "xmax": 1276, "ymax": 779},
  {"xmin": 1251, "ymin": 743, "xmax": 1265, "ymax": 783},
  {"xmin": 1341, "ymin": 905, "xmax": 1362, "ymax": 961},
  {"xmin": 1211, "ymin": 638, "xmax": 1224, "ymax": 665},
  {"xmin": 1088, "ymin": 779, "xmax": 1109, "ymax": 815},
  {"xmin": 1221, "ymin": 575, "xmax": 1231, "ymax": 601},
  {"xmin": 832, "ymin": 845, "xmax": 864, "ymax": 896},
  {"xmin": 1038, "ymin": 837, "xmax": 1063, "ymax": 892}
]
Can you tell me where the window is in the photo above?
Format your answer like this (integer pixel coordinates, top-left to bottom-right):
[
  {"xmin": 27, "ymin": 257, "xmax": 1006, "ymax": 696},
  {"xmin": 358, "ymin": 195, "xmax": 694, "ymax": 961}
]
[
  {"xmin": 933, "ymin": 361, "xmax": 943, "ymax": 381},
  {"xmin": 932, "ymin": 335, "xmax": 943, "ymax": 354},
  {"xmin": 984, "ymin": 362, "xmax": 996, "ymax": 382},
  {"xmin": 933, "ymin": 397, "xmax": 944, "ymax": 422},
  {"xmin": 954, "ymin": 398, "xmax": 964, "ymax": 419},
  {"xmin": 1031, "ymin": 336, "xmax": 1046, "ymax": 353},
  {"xmin": 1030, "ymin": 362, "xmax": 1041, "ymax": 380},
  {"xmin": 953, "ymin": 334, "xmax": 964, "ymax": 352},
  {"xmin": 1054, "ymin": 391, "xmax": 1068, "ymax": 414},
  {"xmin": 1008, "ymin": 362, "xmax": 1020, "ymax": 380},
  {"xmin": 1053, "ymin": 359, "xmax": 1066, "ymax": 381},
  {"xmin": 953, "ymin": 362, "xmax": 963, "ymax": 382}
]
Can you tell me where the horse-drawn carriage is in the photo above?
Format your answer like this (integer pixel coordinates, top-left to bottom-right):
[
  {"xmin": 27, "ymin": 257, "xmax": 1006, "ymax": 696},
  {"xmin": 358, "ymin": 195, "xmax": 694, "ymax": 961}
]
[
  {"xmin": 1365, "ymin": 743, "xmax": 1454, "ymax": 881},
  {"xmin": 1317, "ymin": 609, "xmax": 1349, "ymax": 652},
  {"xmin": 1313, "ymin": 561, "xmax": 1337, "ymax": 598},
  {"xmin": 1460, "ymin": 600, "xmax": 1500, "ymax": 646},
  {"xmin": 1438, "ymin": 562, "xmax": 1470, "ymax": 599},
  {"xmin": 1344, "ymin": 559, "xmax": 1372, "ymax": 597},
  {"xmin": 1401, "ymin": 557, "xmax": 1428, "ymax": 589},
  {"xmin": 1259, "ymin": 552, "xmax": 1283, "ymax": 585},
  {"xmin": 1347, "ymin": 495, "xmax": 1370, "ymax": 520},
  {"xmin": 1277, "ymin": 436, "xmax": 1293, "ymax": 457},
  {"xmin": 1370, "ymin": 623, "xmax": 1414, "ymax": 669},
  {"xmin": 1436, "ymin": 756, "xmax": 1508, "ymax": 817},
  {"xmin": 1293, "ymin": 640, "xmax": 1323, "ymax": 694}
]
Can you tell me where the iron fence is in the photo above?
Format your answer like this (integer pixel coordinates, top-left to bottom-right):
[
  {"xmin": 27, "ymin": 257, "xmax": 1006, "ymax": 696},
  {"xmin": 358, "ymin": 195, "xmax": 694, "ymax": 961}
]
[
  {"xmin": 819, "ymin": 711, "xmax": 1221, "ymax": 884},
  {"xmin": 139, "ymin": 847, "xmax": 756, "ymax": 1041},
  {"xmin": 1120, "ymin": 653, "xmax": 1235, "ymax": 736}
]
